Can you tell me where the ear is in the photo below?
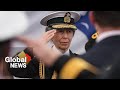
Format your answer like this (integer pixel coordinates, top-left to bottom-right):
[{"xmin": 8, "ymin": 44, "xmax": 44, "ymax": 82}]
[{"xmin": 89, "ymin": 11, "xmax": 96, "ymax": 26}]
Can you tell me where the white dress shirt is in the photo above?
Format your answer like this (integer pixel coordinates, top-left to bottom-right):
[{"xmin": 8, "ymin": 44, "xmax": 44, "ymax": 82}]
[
  {"xmin": 51, "ymin": 45, "xmax": 70, "ymax": 56},
  {"xmin": 96, "ymin": 30, "xmax": 120, "ymax": 43}
]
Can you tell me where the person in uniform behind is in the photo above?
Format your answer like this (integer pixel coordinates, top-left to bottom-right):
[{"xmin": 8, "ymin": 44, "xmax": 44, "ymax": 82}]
[
  {"xmin": 0, "ymin": 11, "xmax": 28, "ymax": 79},
  {"xmin": 9, "ymin": 11, "xmax": 80, "ymax": 79},
  {"xmin": 16, "ymin": 11, "xmax": 120, "ymax": 79}
]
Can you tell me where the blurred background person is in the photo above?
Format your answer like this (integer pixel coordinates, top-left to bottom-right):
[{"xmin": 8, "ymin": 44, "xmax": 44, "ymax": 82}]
[{"xmin": 0, "ymin": 11, "xmax": 28, "ymax": 79}]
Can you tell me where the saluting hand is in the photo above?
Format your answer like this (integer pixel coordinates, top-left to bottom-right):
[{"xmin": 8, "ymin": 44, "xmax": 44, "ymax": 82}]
[{"xmin": 16, "ymin": 30, "xmax": 61, "ymax": 66}]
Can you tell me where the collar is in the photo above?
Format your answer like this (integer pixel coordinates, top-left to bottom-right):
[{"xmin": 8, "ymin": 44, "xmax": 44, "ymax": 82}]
[
  {"xmin": 51, "ymin": 45, "xmax": 70, "ymax": 55},
  {"xmin": 96, "ymin": 30, "xmax": 120, "ymax": 43}
]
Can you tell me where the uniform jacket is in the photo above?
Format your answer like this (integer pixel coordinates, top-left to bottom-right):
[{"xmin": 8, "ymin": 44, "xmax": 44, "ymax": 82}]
[{"xmin": 53, "ymin": 35, "xmax": 120, "ymax": 79}]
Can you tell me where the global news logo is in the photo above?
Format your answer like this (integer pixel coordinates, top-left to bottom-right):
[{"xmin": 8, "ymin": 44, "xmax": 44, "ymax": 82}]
[{"xmin": 5, "ymin": 57, "xmax": 27, "ymax": 68}]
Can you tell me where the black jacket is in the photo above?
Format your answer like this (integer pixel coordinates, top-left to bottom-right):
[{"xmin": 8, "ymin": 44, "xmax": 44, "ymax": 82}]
[{"xmin": 53, "ymin": 36, "xmax": 120, "ymax": 79}]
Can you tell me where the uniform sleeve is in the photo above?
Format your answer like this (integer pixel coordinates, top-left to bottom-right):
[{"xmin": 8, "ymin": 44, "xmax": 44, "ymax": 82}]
[
  {"xmin": 53, "ymin": 55, "xmax": 100, "ymax": 79},
  {"xmin": 98, "ymin": 60, "xmax": 120, "ymax": 79},
  {"xmin": 8, "ymin": 48, "xmax": 39, "ymax": 78}
]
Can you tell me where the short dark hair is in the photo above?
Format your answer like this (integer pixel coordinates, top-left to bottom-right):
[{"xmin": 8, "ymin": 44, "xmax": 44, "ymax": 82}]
[{"xmin": 93, "ymin": 11, "xmax": 120, "ymax": 28}]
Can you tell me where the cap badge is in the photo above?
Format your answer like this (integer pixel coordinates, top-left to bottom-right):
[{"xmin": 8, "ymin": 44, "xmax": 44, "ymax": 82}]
[{"xmin": 64, "ymin": 12, "xmax": 71, "ymax": 23}]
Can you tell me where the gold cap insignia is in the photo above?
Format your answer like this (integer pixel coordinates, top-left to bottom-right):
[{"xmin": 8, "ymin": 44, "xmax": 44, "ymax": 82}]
[{"xmin": 64, "ymin": 12, "xmax": 71, "ymax": 23}]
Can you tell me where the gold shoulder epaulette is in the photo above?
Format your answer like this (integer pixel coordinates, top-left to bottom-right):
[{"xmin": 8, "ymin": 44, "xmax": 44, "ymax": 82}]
[
  {"xmin": 59, "ymin": 57, "xmax": 100, "ymax": 79},
  {"xmin": 92, "ymin": 32, "xmax": 99, "ymax": 39}
]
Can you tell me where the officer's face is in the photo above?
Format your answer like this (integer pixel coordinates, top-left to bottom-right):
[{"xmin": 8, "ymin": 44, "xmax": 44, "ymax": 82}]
[{"xmin": 52, "ymin": 29, "xmax": 74, "ymax": 50}]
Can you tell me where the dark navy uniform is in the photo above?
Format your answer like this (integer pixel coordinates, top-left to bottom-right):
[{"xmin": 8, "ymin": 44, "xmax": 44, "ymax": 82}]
[
  {"xmin": 8, "ymin": 11, "xmax": 80, "ymax": 79},
  {"xmin": 52, "ymin": 35, "xmax": 120, "ymax": 79},
  {"xmin": 98, "ymin": 59, "xmax": 120, "ymax": 79}
]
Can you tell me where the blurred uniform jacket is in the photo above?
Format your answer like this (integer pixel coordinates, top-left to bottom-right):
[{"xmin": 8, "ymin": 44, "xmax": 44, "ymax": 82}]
[
  {"xmin": 98, "ymin": 59, "xmax": 120, "ymax": 79},
  {"xmin": 8, "ymin": 47, "xmax": 78, "ymax": 79},
  {"xmin": 52, "ymin": 35, "xmax": 120, "ymax": 79}
]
